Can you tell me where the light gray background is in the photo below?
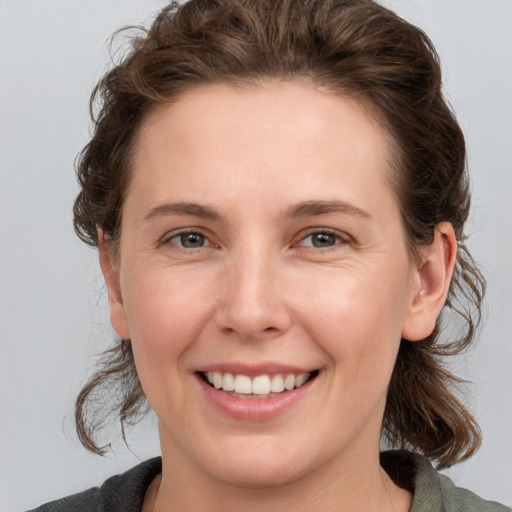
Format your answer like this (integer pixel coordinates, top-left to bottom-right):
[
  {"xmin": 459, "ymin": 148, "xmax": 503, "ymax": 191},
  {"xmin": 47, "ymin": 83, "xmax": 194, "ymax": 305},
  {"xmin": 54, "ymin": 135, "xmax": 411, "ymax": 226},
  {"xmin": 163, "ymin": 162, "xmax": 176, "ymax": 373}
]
[{"xmin": 1, "ymin": 1, "xmax": 511, "ymax": 510}]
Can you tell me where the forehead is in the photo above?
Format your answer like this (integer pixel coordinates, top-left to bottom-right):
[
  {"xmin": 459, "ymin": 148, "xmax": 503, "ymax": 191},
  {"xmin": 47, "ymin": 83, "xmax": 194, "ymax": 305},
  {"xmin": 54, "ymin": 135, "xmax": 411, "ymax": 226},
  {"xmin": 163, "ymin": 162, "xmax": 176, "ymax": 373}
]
[{"xmin": 128, "ymin": 81, "xmax": 397, "ymax": 218}]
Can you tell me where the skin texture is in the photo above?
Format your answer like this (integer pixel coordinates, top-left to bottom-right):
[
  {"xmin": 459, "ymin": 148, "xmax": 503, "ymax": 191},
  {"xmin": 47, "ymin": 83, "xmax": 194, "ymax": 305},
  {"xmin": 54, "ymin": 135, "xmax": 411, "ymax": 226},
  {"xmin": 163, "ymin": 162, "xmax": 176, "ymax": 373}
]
[{"xmin": 100, "ymin": 82, "xmax": 456, "ymax": 512}]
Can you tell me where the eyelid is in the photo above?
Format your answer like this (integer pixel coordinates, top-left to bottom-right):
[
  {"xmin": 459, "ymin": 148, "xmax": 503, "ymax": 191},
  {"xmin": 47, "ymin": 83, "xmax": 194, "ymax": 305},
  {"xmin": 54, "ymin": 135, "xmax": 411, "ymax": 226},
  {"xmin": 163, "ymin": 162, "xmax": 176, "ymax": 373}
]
[
  {"xmin": 158, "ymin": 226, "xmax": 350, "ymax": 250},
  {"xmin": 294, "ymin": 228, "xmax": 351, "ymax": 249},
  {"xmin": 160, "ymin": 227, "xmax": 216, "ymax": 248}
]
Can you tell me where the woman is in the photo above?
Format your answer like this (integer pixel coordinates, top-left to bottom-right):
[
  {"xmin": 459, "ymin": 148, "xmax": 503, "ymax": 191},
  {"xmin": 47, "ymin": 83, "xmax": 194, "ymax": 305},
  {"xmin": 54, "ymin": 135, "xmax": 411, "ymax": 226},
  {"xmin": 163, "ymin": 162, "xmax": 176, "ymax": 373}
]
[{"xmin": 28, "ymin": 0, "xmax": 510, "ymax": 510}]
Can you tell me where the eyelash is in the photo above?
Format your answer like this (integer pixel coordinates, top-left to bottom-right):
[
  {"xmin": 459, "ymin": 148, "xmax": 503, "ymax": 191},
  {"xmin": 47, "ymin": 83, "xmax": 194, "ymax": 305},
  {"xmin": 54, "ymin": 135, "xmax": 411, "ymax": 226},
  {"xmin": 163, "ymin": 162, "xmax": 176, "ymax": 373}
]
[
  {"xmin": 295, "ymin": 229, "xmax": 349, "ymax": 251},
  {"xmin": 161, "ymin": 228, "xmax": 350, "ymax": 253},
  {"xmin": 162, "ymin": 229, "xmax": 213, "ymax": 250}
]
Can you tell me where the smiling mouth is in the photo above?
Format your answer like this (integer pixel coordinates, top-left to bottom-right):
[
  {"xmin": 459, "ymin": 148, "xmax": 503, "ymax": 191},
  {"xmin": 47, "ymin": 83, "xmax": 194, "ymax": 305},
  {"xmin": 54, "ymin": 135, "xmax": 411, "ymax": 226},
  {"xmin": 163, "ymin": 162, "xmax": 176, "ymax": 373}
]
[{"xmin": 199, "ymin": 370, "xmax": 319, "ymax": 399}]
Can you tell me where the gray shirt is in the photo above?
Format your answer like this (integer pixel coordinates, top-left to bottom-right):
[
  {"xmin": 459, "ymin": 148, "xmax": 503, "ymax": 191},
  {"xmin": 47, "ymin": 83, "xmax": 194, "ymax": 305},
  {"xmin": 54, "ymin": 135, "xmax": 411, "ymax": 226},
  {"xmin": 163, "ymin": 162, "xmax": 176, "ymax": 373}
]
[{"xmin": 28, "ymin": 451, "xmax": 510, "ymax": 511}]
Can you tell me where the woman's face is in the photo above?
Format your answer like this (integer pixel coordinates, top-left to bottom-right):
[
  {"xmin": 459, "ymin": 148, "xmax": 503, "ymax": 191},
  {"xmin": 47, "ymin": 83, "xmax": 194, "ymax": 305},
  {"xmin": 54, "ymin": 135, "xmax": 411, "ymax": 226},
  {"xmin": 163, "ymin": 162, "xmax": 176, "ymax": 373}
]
[{"xmin": 105, "ymin": 82, "xmax": 428, "ymax": 487}]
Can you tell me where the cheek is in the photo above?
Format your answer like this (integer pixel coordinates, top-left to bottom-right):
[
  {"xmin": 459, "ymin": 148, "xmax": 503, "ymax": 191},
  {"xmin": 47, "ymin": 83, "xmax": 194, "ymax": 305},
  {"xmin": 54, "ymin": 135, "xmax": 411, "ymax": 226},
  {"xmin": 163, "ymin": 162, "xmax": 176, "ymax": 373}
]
[
  {"xmin": 295, "ymin": 264, "xmax": 409, "ymax": 377},
  {"xmin": 121, "ymin": 267, "xmax": 215, "ymax": 380},
  {"xmin": 124, "ymin": 264, "xmax": 209, "ymax": 331}
]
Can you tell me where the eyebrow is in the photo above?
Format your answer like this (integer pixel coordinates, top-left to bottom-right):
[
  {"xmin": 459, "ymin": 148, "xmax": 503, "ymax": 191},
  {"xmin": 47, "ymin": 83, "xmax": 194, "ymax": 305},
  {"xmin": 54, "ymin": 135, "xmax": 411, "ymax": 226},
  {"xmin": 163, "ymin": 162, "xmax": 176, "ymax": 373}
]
[
  {"xmin": 143, "ymin": 199, "xmax": 371, "ymax": 222},
  {"xmin": 287, "ymin": 200, "xmax": 371, "ymax": 219},
  {"xmin": 143, "ymin": 202, "xmax": 221, "ymax": 221}
]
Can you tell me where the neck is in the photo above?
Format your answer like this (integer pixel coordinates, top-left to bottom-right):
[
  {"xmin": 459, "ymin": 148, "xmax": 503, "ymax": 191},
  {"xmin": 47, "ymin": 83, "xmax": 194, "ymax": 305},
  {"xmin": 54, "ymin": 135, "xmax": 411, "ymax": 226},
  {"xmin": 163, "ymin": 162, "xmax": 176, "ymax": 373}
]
[{"xmin": 148, "ymin": 443, "xmax": 412, "ymax": 512}]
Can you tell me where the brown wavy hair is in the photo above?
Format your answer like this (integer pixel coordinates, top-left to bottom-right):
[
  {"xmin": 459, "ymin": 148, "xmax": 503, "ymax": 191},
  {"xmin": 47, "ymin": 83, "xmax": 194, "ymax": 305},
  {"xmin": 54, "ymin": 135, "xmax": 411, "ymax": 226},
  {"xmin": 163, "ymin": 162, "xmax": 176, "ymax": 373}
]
[{"xmin": 73, "ymin": 0, "xmax": 485, "ymax": 468}]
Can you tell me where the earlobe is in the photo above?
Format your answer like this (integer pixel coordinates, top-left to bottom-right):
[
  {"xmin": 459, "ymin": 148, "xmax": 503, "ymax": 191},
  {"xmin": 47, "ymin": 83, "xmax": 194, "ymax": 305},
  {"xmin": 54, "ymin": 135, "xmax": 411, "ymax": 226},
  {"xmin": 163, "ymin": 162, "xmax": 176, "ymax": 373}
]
[
  {"xmin": 401, "ymin": 222, "xmax": 457, "ymax": 341},
  {"xmin": 98, "ymin": 230, "xmax": 131, "ymax": 340}
]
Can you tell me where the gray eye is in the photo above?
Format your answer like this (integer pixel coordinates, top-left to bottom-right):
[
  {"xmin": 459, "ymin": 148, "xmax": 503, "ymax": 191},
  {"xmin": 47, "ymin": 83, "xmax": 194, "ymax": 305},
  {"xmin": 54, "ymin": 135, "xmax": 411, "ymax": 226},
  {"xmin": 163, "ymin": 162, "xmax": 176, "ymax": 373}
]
[
  {"xmin": 310, "ymin": 232, "xmax": 337, "ymax": 247},
  {"xmin": 178, "ymin": 232, "xmax": 206, "ymax": 248}
]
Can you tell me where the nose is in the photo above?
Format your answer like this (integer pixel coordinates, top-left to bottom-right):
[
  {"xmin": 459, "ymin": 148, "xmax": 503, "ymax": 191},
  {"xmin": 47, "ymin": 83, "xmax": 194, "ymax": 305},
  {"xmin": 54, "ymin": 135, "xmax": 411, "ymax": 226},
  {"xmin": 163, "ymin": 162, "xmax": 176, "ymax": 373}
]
[{"xmin": 215, "ymin": 248, "xmax": 292, "ymax": 341}]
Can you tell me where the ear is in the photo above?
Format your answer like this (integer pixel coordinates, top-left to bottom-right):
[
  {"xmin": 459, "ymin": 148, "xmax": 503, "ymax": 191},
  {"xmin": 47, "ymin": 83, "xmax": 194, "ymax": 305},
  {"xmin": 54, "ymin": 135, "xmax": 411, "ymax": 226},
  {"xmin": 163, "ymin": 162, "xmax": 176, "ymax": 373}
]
[
  {"xmin": 98, "ymin": 229, "xmax": 131, "ymax": 340},
  {"xmin": 401, "ymin": 222, "xmax": 457, "ymax": 341}
]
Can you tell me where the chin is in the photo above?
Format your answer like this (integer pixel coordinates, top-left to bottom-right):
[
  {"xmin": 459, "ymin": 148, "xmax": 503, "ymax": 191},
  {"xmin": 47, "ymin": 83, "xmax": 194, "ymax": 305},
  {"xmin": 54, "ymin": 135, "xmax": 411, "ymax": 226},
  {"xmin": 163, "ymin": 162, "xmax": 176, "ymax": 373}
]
[
  {"xmin": 211, "ymin": 460, "xmax": 306, "ymax": 489},
  {"xmin": 197, "ymin": 439, "xmax": 322, "ymax": 489}
]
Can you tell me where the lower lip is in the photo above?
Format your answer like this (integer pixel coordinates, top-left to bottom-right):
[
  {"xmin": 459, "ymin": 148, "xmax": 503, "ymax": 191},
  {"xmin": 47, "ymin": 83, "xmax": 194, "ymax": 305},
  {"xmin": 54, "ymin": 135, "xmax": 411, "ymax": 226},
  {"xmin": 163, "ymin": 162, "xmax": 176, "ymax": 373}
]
[{"xmin": 196, "ymin": 374, "xmax": 315, "ymax": 421}]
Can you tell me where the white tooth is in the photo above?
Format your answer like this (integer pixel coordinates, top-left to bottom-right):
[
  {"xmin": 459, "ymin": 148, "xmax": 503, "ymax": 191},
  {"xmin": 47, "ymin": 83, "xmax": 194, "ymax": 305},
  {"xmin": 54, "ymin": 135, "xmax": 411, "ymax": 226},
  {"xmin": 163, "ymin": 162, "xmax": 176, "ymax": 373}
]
[
  {"xmin": 207, "ymin": 372, "xmax": 214, "ymax": 385},
  {"xmin": 234, "ymin": 374, "xmax": 252, "ymax": 394},
  {"xmin": 284, "ymin": 374, "xmax": 295, "ymax": 391},
  {"xmin": 295, "ymin": 372, "xmax": 310, "ymax": 388},
  {"xmin": 270, "ymin": 374, "xmax": 285, "ymax": 393},
  {"xmin": 252, "ymin": 375, "xmax": 271, "ymax": 395},
  {"xmin": 222, "ymin": 373, "xmax": 235, "ymax": 391},
  {"xmin": 213, "ymin": 372, "xmax": 223, "ymax": 389}
]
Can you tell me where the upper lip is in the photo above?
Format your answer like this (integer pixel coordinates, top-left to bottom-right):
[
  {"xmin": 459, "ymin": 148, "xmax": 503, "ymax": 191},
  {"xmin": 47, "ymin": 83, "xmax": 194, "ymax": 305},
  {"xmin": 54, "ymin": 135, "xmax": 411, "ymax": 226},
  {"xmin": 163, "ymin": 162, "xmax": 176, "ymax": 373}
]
[{"xmin": 194, "ymin": 362, "xmax": 317, "ymax": 377}]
